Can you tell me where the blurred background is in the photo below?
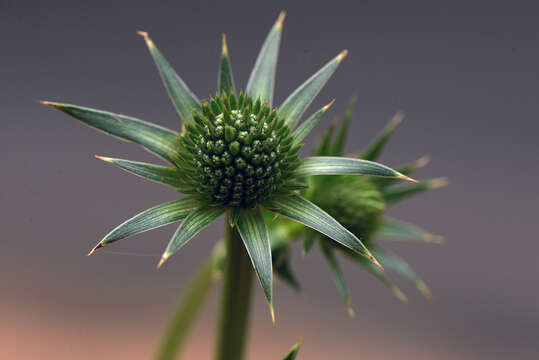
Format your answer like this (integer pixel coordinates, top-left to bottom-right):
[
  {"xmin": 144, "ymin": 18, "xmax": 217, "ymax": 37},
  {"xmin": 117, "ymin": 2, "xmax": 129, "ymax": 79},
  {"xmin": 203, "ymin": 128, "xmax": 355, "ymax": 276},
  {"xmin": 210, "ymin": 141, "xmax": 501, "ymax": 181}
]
[{"xmin": 2, "ymin": 0, "xmax": 538, "ymax": 358}]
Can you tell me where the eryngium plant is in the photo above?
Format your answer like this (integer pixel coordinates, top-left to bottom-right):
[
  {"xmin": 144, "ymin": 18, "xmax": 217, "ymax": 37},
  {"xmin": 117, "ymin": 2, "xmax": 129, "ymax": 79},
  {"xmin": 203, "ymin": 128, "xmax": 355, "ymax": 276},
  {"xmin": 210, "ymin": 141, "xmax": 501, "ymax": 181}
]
[
  {"xmin": 273, "ymin": 98, "xmax": 448, "ymax": 316},
  {"xmin": 42, "ymin": 11, "xmax": 417, "ymax": 360}
]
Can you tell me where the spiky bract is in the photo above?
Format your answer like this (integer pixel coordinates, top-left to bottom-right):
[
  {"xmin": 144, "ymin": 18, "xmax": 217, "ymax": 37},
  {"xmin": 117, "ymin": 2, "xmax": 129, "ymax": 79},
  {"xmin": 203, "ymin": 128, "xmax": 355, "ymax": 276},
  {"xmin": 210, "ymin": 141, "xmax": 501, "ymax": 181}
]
[{"xmin": 178, "ymin": 92, "xmax": 300, "ymax": 208}]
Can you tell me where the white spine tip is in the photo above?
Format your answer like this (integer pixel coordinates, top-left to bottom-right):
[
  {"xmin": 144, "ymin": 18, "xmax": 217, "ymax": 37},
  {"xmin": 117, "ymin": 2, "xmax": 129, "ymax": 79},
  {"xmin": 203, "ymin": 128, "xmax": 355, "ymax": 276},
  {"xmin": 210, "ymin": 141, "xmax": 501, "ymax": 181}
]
[{"xmin": 337, "ymin": 49, "xmax": 348, "ymax": 62}]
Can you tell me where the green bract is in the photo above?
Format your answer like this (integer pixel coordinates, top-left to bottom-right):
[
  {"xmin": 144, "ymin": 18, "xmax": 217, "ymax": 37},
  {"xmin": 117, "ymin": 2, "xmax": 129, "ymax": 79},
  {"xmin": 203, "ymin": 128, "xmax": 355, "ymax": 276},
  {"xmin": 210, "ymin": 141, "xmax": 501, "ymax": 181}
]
[{"xmin": 42, "ymin": 11, "xmax": 414, "ymax": 319}]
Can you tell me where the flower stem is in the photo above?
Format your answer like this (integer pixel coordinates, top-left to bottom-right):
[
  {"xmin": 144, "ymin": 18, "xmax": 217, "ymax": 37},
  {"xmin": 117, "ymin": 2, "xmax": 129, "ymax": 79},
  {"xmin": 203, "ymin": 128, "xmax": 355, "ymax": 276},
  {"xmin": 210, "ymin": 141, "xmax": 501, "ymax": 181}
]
[
  {"xmin": 156, "ymin": 248, "xmax": 219, "ymax": 360},
  {"xmin": 215, "ymin": 214, "xmax": 254, "ymax": 360}
]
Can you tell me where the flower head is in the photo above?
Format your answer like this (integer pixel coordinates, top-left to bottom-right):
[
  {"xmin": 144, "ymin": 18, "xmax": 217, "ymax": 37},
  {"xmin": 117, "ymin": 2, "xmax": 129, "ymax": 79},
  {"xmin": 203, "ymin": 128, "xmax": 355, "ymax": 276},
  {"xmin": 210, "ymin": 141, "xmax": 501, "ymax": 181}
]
[{"xmin": 41, "ymin": 12, "xmax": 414, "ymax": 320}]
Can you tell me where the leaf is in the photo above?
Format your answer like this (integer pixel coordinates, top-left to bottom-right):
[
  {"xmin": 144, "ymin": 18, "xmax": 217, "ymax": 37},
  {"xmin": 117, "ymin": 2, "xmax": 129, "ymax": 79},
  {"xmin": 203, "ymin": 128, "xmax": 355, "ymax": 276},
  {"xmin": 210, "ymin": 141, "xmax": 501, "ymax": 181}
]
[
  {"xmin": 384, "ymin": 177, "xmax": 448, "ymax": 204},
  {"xmin": 273, "ymin": 247, "xmax": 301, "ymax": 291},
  {"xmin": 372, "ymin": 155, "xmax": 431, "ymax": 188},
  {"xmin": 218, "ymin": 34, "xmax": 236, "ymax": 94},
  {"xmin": 246, "ymin": 11, "xmax": 285, "ymax": 106},
  {"xmin": 263, "ymin": 195, "xmax": 381, "ymax": 268},
  {"xmin": 95, "ymin": 156, "xmax": 184, "ymax": 189},
  {"xmin": 228, "ymin": 207, "xmax": 241, "ymax": 227},
  {"xmin": 292, "ymin": 100, "xmax": 334, "ymax": 144},
  {"xmin": 320, "ymin": 242, "xmax": 355, "ymax": 318},
  {"xmin": 370, "ymin": 245, "xmax": 432, "ymax": 299},
  {"xmin": 155, "ymin": 248, "xmax": 220, "ymax": 360},
  {"xmin": 158, "ymin": 205, "xmax": 225, "ymax": 268},
  {"xmin": 301, "ymin": 230, "xmax": 316, "ymax": 257},
  {"xmin": 331, "ymin": 95, "xmax": 357, "ymax": 156},
  {"xmin": 138, "ymin": 31, "xmax": 201, "ymax": 127},
  {"xmin": 375, "ymin": 217, "xmax": 444, "ymax": 244},
  {"xmin": 91, "ymin": 197, "xmax": 201, "ymax": 252},
  {"xmin": 293, "ymin": 157, "xmax": 416, "ymax": 181},
  {"xmin": 236, "ymin": 206, "xmax": 274, "ymax": 321},
  {"xmin": 41, "ymin": 101, "xmax": 180, "ymax": 164},
  {"xmin": 282, "ymin": 334, "xmax": 302, "ymax": 360},
  {"xmin": 314, "ymin": 121, "xmax": 336, "ymax": 156},
  {"xmin": 360, "ymin": 111, "xmax": 403, "ymax": 161},
  {"xmin": 344, "ymin": 250, "xmax": 408, "ymax": 303},
  {"xmin": 279, "ymin": 50, "xmax": 347, "ymax": 128}
]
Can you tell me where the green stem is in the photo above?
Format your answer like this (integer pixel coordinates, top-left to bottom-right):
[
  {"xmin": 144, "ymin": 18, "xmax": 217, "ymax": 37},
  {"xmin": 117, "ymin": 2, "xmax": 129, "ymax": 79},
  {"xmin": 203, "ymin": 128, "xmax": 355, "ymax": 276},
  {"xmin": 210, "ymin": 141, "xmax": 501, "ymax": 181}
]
[
  {"xmin": 215, "ymin": 214, "xmax": 254, "ymax": 360},
  {"xmin": 155, "ymin": 250, "xmax": 218, "ymax": 360}
]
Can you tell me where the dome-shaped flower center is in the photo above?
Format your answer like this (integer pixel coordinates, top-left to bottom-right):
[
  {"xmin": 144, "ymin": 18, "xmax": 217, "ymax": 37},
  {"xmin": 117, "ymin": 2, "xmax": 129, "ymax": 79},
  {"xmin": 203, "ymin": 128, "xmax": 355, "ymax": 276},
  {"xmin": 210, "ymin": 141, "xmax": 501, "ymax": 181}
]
[{"xmin": 177, "ymin": 93, "xmax": 300, "ymax": 208}]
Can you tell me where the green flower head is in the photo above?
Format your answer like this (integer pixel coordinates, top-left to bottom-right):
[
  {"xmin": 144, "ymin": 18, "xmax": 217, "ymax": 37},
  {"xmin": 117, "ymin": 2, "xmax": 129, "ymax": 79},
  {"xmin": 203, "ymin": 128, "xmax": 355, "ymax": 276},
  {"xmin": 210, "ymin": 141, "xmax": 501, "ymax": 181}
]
[{"xmin": 42, "ymin": 12, "xmax": 415, "ymax": 320}]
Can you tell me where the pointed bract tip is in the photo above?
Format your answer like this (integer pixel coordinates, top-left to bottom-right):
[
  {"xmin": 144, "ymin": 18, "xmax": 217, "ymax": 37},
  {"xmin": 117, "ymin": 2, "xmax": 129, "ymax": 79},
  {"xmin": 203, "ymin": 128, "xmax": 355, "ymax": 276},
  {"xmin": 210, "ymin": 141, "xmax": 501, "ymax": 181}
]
[
  {"xmin": 369, "ymin": 254, "xmax": 384, "ymax": 271},
  {"xmin": 39, "ymin": 100, "xmax": 58, "ymax": 108},
  {"xmin": 275, "ymin": 11, "xmax": 286, "ymax": 28},
  {"xmin": 136, "ymin": 30, "xmax": 148, "ymax": 38},
  {"xmin": 221, "ymin": 33, "xmax": 228, "ymax": 55},
  {"xmin": 94, "ymin": 155, "xmax": 113, "ymax": 163},
  {"xmin": 398, "ymin": 173, "xmax": 419, "ymax": 183},
  {"xmin": 322, "ymin": 99, "xmax": 336, "ymax": 112},
  {"xmin": 297, "ymin": 329, "xmax": 305, "ymax": 345},
  {"xmin": 428, "ymin": 177, "xmax": 449, "ymax": 189},
  {"xmin": 346, "ymin": 301, "xmax": 356, "ymax": 318},
  {"xmin": 137, "ymin": 30, "xmax": 154, "ymax": 47},
  {"xmin": 392, "ymin": 287, "xmax": 408, "ymax": 303},
  {"xmin": 156, "ymin": 254, "xmax": 169, "ymax": 269},
  {"xmin": 269, "ymin": 302, "xmax": 276, "ymax": 324},
  {"xmin": 417, "ymin": 281, "xmax": 432, "ymax": 299},
  {"xmin": 88, "ymin": 243, "xmax": 103, "ymax": 256},
  {"xmin": 424, "ymin": 233, "xmax": 445, "ymax": 244},
  {"xmin": 415, "ymin": 155, "xmax": 431, "ymax": 169},
  {"xmin": 389, "ymin": 111, "xmax": 405, "ymax": 128},
  {"xmin": 337, "ymin": 50, "xmax": 348, "ymax": 62}
]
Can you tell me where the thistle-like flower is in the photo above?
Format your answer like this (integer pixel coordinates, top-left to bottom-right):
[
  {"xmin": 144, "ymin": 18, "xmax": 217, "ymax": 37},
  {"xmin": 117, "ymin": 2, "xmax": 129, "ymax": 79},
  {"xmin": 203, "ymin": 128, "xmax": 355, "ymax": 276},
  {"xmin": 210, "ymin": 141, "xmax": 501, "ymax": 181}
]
[
  {"xmin": 274, "ymin": 98, "xmax": 448, "ymax": 316},
  {"xmin": 41, "ymin": 12, "xmax": 415, "ymax": 320}
]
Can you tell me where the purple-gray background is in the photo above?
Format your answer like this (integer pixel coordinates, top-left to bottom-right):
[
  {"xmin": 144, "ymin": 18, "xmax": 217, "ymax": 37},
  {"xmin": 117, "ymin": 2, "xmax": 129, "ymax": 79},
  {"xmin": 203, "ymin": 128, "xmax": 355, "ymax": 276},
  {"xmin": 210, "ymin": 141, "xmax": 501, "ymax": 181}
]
[{"xmin": 2, "ymin": 0, "xmax": 538, "ymax": 358}]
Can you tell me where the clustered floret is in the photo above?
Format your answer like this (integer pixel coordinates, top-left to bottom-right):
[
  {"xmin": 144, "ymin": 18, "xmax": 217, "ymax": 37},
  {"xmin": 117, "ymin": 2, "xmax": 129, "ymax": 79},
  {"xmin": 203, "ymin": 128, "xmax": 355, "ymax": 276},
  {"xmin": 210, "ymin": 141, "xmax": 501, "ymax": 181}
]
[{"xmin": 177, "ymin": 92, "xmax": 301, "ymax": 207}]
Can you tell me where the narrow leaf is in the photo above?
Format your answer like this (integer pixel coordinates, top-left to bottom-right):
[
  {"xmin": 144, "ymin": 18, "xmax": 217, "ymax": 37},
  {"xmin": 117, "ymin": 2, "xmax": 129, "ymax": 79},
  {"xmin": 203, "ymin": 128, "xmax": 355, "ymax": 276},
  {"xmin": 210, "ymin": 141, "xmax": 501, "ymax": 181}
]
[
  {"xmin": 314, "ymin": 120, "xmax": 336, "ymax": 156},
  {"xmin": 320, "ymin": 242, "xmax": 355, "ymax": 318},
  {"xmin": 91, "ymin": 197, "xmax": 200, "ymax": 252},
  {"xmin": 345, "ymin": 250, "xmax": 408, "ymax": 303},
  {"xmin": 360, "ymin": 111, "xmax": 403, "ymax": 161},
  {"xmin": 41, "ymin": 102, "xmax": 180, "ymax": 164},
  {"xmin": 372, "ymin": 155, "xmax": 431, "ymax": 188},
  {"xmin": 332, "ymin": 95, "xmax": 357, "ymax": 156},
  {"xmin": 237, "ymin": 207, "xmax": 274, "ymax": 321},
  {"xmin": 95, "ymin": 156, "xmax": 184, "ymax": 189},
  {"xmin": 138, "ymin": 31, "xmax": 201, "ymax": 127},
  {"xmin": 292, "ymin": 100, "xmax": 334, "ymax": 144},
  {"xmin": 280, "ymin": 50, "xmax": 347, "ymax": 127},
  {"xmin": 282, "ymin": 334, "xmax": 302, "ymax": 360},
  {"xmin": 159, "ymin": 206, "xmax": 225, "ymax": 268},
  {"xmin": 384, "ymin": 177, "xmax": 448, "ymax": 204},
  {"xmin": 229, "ymin": 207, "xmax": 241, "ymax": 227},
  {"xmin": 263, "ymin": 195, "xmax": 381, "ymax": 268},
  {"xmin": 370, "ymin": 245, "xmax": 432, "ymax": 299},
  {"xmin": 273, "ymin": 247, "xmax": 301, "ymax": 291},
  {"xmin": 218, "ymin": 34, "xmax": 236, "ymax": 94},
  {"xmin": 294, "ymin": 156, "xmax": 417, "ymax": 181},
  {"xmin": 246, "ymin": 11, "xmax": 285, "ymax": 106},
  {"xmin": 376, "ymin": 217, "xmax": 444, "ymax": 244},
  {"xmin": 302, "ymin": 230, "xmax": 316, "ymax": 257}
]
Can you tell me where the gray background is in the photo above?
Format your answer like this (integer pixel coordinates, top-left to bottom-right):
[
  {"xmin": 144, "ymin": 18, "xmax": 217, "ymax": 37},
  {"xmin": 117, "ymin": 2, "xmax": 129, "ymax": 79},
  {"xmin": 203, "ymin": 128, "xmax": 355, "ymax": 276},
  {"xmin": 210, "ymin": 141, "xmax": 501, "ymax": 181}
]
[{"xmin": 2, "ymin": 0, "xmax": 538, "ymax": 359}]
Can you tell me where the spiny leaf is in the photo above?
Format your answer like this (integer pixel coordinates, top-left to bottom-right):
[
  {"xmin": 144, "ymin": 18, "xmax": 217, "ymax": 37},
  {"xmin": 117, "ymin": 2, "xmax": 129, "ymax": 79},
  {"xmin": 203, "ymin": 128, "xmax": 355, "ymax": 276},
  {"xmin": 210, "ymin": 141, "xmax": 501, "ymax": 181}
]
[
  {"xmin": 292, "ymin": 100, "xmax": 335, "ymax": 144},
  {"xmin": 293, "ymin": 156, "xmax": 418, "ymax": 181},
  {"xmin": 372, "ymin": 155, "xmax": 431, "ymax": 188},
  {"xmin": 376, "ymin": 217, "xmax": 444, "ymax": 244},
  {"xmin": 370, "ymin": 245, "xmax": 432, "ymax": 299},
  {"xmin": 273, "ymin": 247, "xmax": 301, "ymax": 291},
  {"xmin": 314, "ymin": 120, "xmax": 336, "ymax": 156},
  {"xmin": 90, "ymin": 197, "xmax": 200, "ymax": 253},
  {"xmin": 138, "ymin": 31, "xmax": 201, "ymax": 128},
  {"xmin": 320, "ymin": 241, "xmax": 355, "ymax": 318},
  {"xmin": 41, "ymin": 101, "xmax": 180, "ymax": 164},
  {"xmin": 218, "ymin": 34, "xmax": 236, "ymax": 94},
  {"xmin": 236, "ymin": 206, "xmax": 274, "ymax": 322},
  {"xmin": 345, "ymin": 250, "xmax": 408, "ymax": 303},
  {"xmin": 158, "ymin": 206, "xmax": 225, "ymax": 268},
  {"xmin": 302, "ymin": 230, "xmax": 316, "ymax": 257},
  {"xmin": 282, "ymin": 334, "xmax": 303, "ymax": 360},
  {"xmin": 384, "ymin": 177, "xmax": 448, "ymax": 204},
  {"xmin": 95, "ymin": 156, "xmax": 184, "ymax": 189},
  {"xmin": 331, "ymin": 96, "xmax": 357, "ymax": 156},
  {"xmin": 229, "ymin": 207, "xmax": 241, "ymax": 227},
  {"xmin": 360, "ymin": 111, "xmax": 403, "ymax": 161},
  {"xmin": 263, "ymin": 194, "xmax": 382, "ymax": 269},
  {"xmin": 280, "ymin": 50, "xmax": 347, "ymax": 128},
  {"xmin": 246, "ymin": 11, "xmax": 285, "ymax": 106}
]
